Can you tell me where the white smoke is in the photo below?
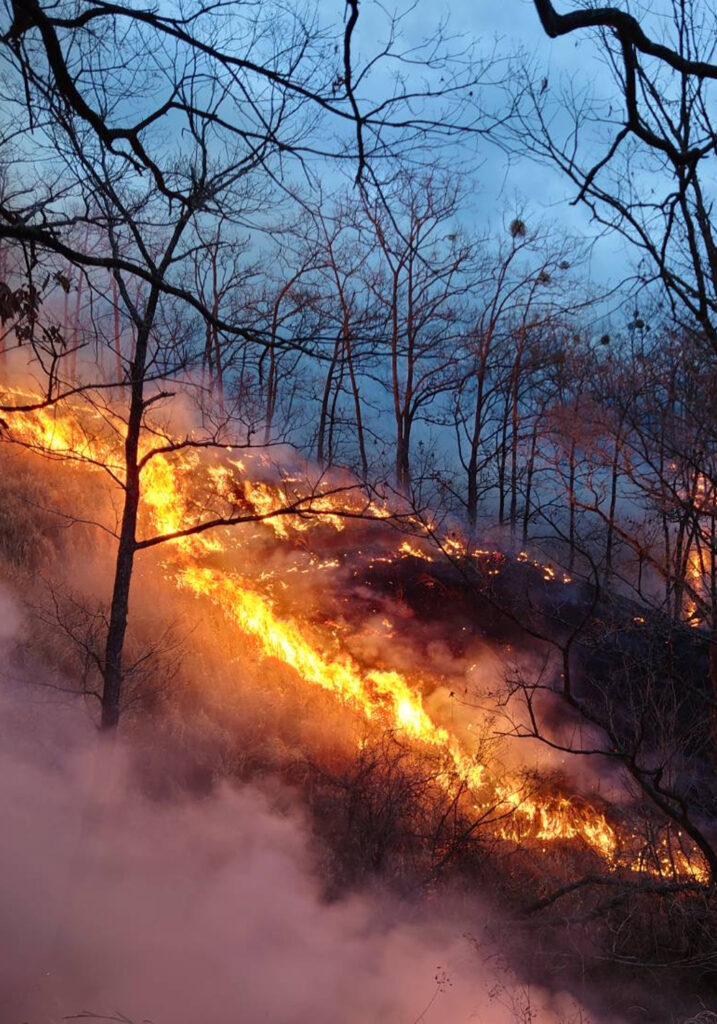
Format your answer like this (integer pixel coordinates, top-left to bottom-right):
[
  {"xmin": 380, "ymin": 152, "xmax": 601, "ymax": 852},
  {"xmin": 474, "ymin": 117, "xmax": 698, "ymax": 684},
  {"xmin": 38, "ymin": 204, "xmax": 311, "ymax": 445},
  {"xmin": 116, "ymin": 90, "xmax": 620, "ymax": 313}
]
[{"xmin": 0, "ymin": 670, "xmax": 605, "ymax": 1024}]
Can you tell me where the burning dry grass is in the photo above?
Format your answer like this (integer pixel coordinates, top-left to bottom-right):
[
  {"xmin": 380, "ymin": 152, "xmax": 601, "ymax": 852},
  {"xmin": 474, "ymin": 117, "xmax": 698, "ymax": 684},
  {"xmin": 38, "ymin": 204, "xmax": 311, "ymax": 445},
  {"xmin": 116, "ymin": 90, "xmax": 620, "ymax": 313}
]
[
  {"xmin": 0, "ymin": 392, "xmax": 716, "ymax": 1018},
  {"xmin": 0, "ymin": 393, "xmax": 711, "ymax": 881}
]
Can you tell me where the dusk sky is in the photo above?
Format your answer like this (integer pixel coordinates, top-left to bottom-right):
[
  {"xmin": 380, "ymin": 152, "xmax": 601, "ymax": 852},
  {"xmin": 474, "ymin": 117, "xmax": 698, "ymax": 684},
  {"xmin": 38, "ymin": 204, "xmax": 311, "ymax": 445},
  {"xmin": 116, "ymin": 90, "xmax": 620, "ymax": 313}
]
[{"xmin": 334, "ymin": 0, "xmax": 640, "ymax": 319}]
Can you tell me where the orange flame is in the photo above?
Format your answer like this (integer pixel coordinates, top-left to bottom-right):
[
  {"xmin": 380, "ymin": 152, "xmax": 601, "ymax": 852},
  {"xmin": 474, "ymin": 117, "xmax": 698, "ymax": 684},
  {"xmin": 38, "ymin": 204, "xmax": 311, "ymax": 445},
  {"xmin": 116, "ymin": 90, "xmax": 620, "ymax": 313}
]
[{"xmin": 1, "ymin": 391, "xmax": 709, "ymax": 882}]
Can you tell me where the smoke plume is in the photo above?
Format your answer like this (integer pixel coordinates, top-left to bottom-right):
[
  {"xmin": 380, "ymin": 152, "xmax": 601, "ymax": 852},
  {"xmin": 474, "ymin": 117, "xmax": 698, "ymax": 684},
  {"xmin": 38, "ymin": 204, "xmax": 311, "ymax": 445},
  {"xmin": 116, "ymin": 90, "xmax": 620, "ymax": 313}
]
[{"xmin": 0, "ymin": 657, "xmax": 603, "ymax": 1024}]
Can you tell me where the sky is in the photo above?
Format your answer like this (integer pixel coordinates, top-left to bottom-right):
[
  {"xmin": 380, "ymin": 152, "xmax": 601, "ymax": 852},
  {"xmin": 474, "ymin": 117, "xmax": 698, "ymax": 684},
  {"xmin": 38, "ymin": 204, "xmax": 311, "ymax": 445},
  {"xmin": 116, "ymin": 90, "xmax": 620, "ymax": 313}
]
[
  {"xmin": 419, "ymin": 0, "xmax": 704, "ymax": 330},
  {"xmin": 473, "ymin": 3, "xmax": 628, "ymax": 290},
  {"xmin": 335, "ymin": 0, "xmax": 637, "ymax": 324}
]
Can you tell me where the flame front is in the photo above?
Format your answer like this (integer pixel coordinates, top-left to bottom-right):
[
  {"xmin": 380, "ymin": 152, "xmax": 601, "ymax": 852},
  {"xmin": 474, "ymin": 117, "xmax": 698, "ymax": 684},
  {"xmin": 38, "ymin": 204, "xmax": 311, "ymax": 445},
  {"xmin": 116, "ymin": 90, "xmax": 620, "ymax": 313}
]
[{"xmin": 1, "ymin": 391, "xmax": 709, "ymax": 883}]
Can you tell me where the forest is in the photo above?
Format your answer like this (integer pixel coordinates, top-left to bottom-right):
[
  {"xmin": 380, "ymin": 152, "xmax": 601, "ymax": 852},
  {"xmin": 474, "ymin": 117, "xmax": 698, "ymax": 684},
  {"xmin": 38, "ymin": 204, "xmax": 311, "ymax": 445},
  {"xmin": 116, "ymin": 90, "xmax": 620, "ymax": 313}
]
[{"xmin": 1, "ymin": 2, "xmax": 717, "ymax": 1022}]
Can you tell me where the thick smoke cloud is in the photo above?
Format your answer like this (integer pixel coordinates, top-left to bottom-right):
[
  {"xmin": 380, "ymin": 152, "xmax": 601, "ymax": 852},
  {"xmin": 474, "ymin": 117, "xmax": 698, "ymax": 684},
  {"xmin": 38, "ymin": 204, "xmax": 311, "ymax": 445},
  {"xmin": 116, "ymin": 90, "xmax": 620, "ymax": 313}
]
[{"xmin": 0, "ymin": 675, "xmax": 602, "ymax": 1024}]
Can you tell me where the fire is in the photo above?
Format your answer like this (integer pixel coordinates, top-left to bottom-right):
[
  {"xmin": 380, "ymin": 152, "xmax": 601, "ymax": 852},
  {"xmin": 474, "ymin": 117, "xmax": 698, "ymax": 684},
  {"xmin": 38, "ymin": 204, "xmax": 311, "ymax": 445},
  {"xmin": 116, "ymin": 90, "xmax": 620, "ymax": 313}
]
[
  {"xmin": 173, "ymin": 566, "xmax": 622, "ymax": 858},
  {"xmin": 398, "ymin": 539, "xmax": 434, "ymax": 561},
  {"xmin": 176, "ymin": 564, "xmax": 484, "ymax": 785},
  {"xmin": 500, "ymin": 790, "xmax": 616, "ymax": 855},
  {"xmin": 684, "ymin": 542, "xmax": 705, "ymax": 626},
  {"xmin": 0, "ymin": 390, "xmax": 710, "ymax": 883},
  {"xmin": 677, "ymin": 471, "xmax": 715, "ymax": 627},
  {"xmin": 242, "ymin": 480, "xmax": 347, "ymax": 537}
]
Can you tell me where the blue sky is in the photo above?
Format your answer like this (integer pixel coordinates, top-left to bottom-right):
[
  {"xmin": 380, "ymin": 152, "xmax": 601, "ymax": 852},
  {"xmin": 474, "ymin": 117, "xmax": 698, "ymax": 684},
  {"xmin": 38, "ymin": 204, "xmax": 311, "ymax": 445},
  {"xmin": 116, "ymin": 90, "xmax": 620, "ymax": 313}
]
[{"xmin": 333, "ymin": 0, "xmax": 633, "ymax": 321}]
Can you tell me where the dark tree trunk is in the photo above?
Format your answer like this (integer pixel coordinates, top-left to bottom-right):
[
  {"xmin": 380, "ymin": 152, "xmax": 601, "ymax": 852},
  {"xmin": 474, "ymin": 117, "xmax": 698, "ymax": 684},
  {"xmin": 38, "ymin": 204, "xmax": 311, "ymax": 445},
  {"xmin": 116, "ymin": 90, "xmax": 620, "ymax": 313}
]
[
  {"xmin": 509, "ymin": 361, "xmax": 522, "ymax": 535},
  {"xmin": 395, "ymin": 424, "xmax": 412, "ymax": 493},
  {"xmin": 497, "ymin": 395, "xmax": 510, "ymax": 526},
  {"xmin": 604, "ymin": 433, "xmax": 621, "ymax": 585},
  {"xmin": 522, "ymin": 415, "xmax": 540, "ymax": 543},
  {"xmin": 101, "ymin": 473, "xmax": 139, "ymax": 730},
  {"xmin": 100, "ymin": 287, "xmax": 158, "ymax": 729},
  {"xmin": 327, "ymin": 357, "xmax": 345, "ymax": 468},
  {"xmin": 567, "ymin": 435, "xmax": 577, "ymax": 573},
  {"xmin": 317, "ymin": 334, "xmax": 341, "ymax": 468},
  {"xmin": 466, "ymin": 364, "xmax": 487, "ymax": 529},
  {"xmin": 343, "ymin": 321, "xmax": 368, "ymax": 478}
]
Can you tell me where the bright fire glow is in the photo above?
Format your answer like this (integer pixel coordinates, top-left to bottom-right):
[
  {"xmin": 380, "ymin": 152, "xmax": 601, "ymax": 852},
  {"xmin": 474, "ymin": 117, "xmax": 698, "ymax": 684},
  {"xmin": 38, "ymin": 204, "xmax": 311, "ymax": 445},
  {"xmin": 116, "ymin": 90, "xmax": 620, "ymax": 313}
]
[{"xmin": 0, "ymin": 389, "xmax": 709, "ymax": 883}]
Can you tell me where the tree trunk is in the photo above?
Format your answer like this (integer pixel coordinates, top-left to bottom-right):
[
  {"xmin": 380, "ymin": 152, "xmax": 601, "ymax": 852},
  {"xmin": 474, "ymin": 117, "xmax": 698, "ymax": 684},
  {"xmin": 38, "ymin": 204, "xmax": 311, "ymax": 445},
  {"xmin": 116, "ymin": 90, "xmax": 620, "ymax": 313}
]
[
  {"xmin": 101, "ymin": 473, "xmax": 139, "ymax": 730},
  {"xmin": 112, "ymin": 274, "xmax": 122, "ymax": 389},
  {"xmin": 509, "ymin": 358, "xmax": 522, "ymax": 535},
  {"xmin": 522, "ymin": 415, "xmax": 540, "ymax": 543},
  {"xmin": 497, "ymin": 395, "xmax": 510, "ymax": 526},
  {"xmin": 467, "ymin": 363, "xmax": 488, "ymax": 529},
  {"xmin": 263, "ymin": 342, "xmax": 277, "ymax": 445},
  {"xmin": 327, "ymin": 357, "xmax": 345, "ymax": 467},
  {"xmin": 343, "ymin": 320, "xmax": 368, "ymax": 478},
  {"xmin": 317, "ymin": 333, "xmax": 341, "ymax": 467},
  {"xmin": 100, "ymin": 295, "xmax": 156, "ymax": 729},
  {"xmin": 70, "ymin": 270, "xmax": 84, "ymax": 380},
  {"xmin": 710, "ymin": 511, "xmax": 717, "ymax": 758},
  {"xmin": 567, "ymin": 435, "xmax": 577, "ymax": 573},
  {"xmin": 395, "ymin": 424, "xmax": 411, "ymax": 493},
  {"xmin": 604, "ymin": 432, "xmax": 621, "ymax": 585}
]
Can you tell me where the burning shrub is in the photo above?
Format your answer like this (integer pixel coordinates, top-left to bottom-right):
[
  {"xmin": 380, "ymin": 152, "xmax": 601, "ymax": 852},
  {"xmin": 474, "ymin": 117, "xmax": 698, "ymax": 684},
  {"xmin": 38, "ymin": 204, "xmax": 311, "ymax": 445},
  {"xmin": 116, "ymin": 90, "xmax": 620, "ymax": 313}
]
[{"xmin": 304, "ymin": 732, "xmax": 495, "ymax": 894}]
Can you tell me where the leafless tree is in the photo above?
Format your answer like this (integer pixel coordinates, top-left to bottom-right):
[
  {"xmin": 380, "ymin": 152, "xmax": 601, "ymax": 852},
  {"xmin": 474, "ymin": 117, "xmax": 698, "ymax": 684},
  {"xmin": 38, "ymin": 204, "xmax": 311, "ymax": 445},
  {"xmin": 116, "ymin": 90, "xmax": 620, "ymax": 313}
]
[
  {"xmin": 299, "ymin": 192, "xmax": 375, "ymax": 477},
  {"xmin": 451, "ymin": 216, "xmax": 590, "ymax": 531},
  {"xmin": 0, "ymin": 2, "xmax": 388, "ymax": 728},
  {"xmin": 356, "ymin": 170, "xmax": 477, "ymax": 493},
  {"xmin": 522, "ymin": 0, "xmax": 717, "ymax": 352}
]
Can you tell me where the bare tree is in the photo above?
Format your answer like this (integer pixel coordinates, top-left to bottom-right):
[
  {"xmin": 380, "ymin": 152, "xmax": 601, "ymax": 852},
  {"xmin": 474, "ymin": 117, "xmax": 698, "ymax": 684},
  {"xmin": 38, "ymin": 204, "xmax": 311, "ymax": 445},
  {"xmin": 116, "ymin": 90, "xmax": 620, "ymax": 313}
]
[
  {"xmin": 0, "ymin": 0, "xmax": 508, "ymax": 729},
  {"xmin": 302, "ymin": 192, "xmax": 374, "ymax": 477},
  {"xmin": 0, "ymin": 2, "xmax": 368, "ymax": 729},
  {"xmin": 357, "ymin": 170, "xmax": 476, "ymax": 493},
  {"xmin": 452, "ymin": 216, "xmax": 589, "ymax": 530},
  {"xmin": 0, "ymin": 0, "xmax": 495, "ymax": 280},
  {"xmin": 522, "ymin": 0, "xmax": 717, "ymax": 351}
]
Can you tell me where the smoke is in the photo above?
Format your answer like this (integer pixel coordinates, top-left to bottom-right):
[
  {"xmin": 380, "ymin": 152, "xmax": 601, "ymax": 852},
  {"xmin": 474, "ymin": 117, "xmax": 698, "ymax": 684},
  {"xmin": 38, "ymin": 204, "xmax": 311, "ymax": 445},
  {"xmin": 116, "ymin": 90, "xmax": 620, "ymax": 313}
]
[
  {"xmin": 0, "ymin": 667, "xmax": 606, "ymax": 1024},
  {"xmin": 0, "ymin": 580, "xmax": 23, "ymax": 645}
]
